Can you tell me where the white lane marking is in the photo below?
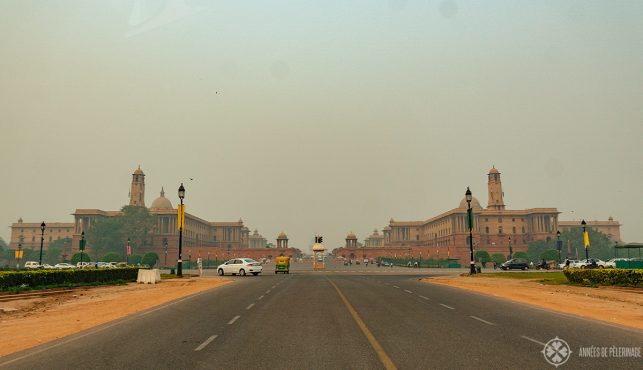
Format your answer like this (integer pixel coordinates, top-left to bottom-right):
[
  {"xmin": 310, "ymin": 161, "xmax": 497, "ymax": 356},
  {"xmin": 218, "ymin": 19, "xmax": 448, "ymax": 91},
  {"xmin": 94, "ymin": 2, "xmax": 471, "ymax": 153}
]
[
  {"xmin": 258, "ymin": 295, "xmax": 264, "ymax": 300},
  {"xmin": 228, "ymin": 315, "xmax": 240, "ymax": 325},
  {"xmin": 470, "ymin": 315, "xmax": 495, "ymax": 326},
  {"xmin": 194, "ymin": 335, "xmax": 217, "ymax": 351},
  {"xmin": 440, "ymin": 303, "xmax": 455, "ymax": 310},
  {"xmin": 246, "ymin": 303, "xmax": 255, "ymax": 310},
  {"xmin": 404, "ymin": 290, "xmax": 413, "ymax": 294},
  {"xmin": 521, "ymin": 335, "xmax": 546, "ymax": 346},
  {"xmin": 393, "ymin": 285, "xmax": 400, "ymax": 289},
  {"xmin": 272, "ymin": 285, "xmax": 276, "ymax": 289},
  {"xmin": 266, "ymin": 290, "xmax": 271, "ymax": 294},
  {"xmin": 419, "ymin": 295, "xmax": 431, "ymax": 300}
]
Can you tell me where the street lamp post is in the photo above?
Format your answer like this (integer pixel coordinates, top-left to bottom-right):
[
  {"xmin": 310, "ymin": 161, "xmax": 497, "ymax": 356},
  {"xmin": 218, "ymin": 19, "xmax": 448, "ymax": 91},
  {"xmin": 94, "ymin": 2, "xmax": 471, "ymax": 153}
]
[
  {"xmin": 207, "ymin": 251, "xmax": 210, "ymax": 268},
  {"xmin": 80, "ymin": 232, "xmax": 86, "ymax": 266},
  {"xmin": 581, "ymin": 219, "xmax": 589, "ymax": 260},
  {"xmin": 508, "ymin": 236, "xmax": 513, "ymax": 260},
  {"xmin": 17, "ymin": 240, "xmax": 23, "ymax": 269},
  {"xmin": 39, "ymin": 222, "xmax": 46, "ymax": 266},
  {"xmin": 177, "ymin": 183, "xmax": 185, "ymax": 277},
  {"xmin": 465, "ymin": 187, "xmax": 476, "ymax": 274},
  {"xmin": 556, "ymin": 230, "xmax": 562, "ymax": 264},
  {"xmin": 126, "ymin": 238, "xmax": 131, "ymax": 264},
  {"xmin": 164, "ymin": 240, "xmax": 168, "ymax": 266}
]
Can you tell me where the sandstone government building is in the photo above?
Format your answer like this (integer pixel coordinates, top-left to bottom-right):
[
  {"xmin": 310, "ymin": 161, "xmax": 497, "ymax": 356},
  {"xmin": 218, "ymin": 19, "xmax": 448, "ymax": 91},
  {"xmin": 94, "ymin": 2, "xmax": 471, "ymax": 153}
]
[
  {"xmin": 9, "ymin": 167, "xmax": 299, "ymax": 263},
  {"xmin": 334, "ymin": 166, "xmax": 621, "ymax": 262}
]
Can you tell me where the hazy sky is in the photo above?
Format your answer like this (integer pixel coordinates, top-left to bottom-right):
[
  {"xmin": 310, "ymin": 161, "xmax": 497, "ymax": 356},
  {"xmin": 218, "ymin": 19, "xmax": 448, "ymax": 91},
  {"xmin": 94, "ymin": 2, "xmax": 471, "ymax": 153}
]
[{"xmin": 1, "ymin": 1, "xmax": 642, "ymax": 250}]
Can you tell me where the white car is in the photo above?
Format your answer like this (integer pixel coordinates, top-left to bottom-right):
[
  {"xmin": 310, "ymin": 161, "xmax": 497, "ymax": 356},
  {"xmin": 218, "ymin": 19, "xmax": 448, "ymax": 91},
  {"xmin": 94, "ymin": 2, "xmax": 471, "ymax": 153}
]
[
  {"xmin": 54, "ymin": 263, "xmax": 76, "ymax": 269},
  {"xmin": 24, "ymin": 261, "xmax": 40, "ymax": 269},
  {"xmin": 605, "ymin": 258, "xmax": 630, "ymax": 268},
  {"xmin": 217, "ymin": 258, "xmax": 262, "ymax": 276}
]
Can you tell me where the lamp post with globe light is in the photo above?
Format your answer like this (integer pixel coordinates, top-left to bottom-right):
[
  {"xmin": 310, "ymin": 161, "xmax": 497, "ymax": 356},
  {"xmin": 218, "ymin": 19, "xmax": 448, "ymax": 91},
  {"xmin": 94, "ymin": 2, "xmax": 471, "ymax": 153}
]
[
  {"xmin": 39, "ymin": 222, "xmax": 46, "ymax": 266},
  {"xmin": 177, "ymin": 183, "xmax": 185, "ymax": 277},
  {"xmin": 465, "ymin": 187, "xmax": 476, "ymax": 274}
]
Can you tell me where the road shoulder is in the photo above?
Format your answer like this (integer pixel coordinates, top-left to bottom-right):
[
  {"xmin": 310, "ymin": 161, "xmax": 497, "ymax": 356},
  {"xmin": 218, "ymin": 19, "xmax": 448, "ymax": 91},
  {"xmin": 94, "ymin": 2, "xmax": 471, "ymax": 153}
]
[
  {"xmin": 0, "ymin": 277, "xmax": 232, "ymax": 357},
  {"xmin": 422, "ymin": 275, "xmax": 643, "ymax": 330}
]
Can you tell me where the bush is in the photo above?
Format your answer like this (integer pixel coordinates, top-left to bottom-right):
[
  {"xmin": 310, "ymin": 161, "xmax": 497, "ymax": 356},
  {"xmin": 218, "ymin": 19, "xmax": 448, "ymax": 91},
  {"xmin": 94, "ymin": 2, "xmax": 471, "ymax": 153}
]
[
  {"xmin": 141, "ymin": 252, "xmax": 159, "ymax": 267},
  {"xmin": 564, "ymin": 268, "xmax": 643, "ymax": 288},
  {"xmin": 513, "ymin": 251, "xmax": 529, "ymax": 259},
  {"xmin": 491, "ymin": 253, "xmax": 506, "ymax": 265},
  {"xmin": 102, "ymin": 252, "xmax": 122, "ymax": 262},
  {"xmin": 0, "ymin": 267, "xmax": 141, "ymax": 290}
]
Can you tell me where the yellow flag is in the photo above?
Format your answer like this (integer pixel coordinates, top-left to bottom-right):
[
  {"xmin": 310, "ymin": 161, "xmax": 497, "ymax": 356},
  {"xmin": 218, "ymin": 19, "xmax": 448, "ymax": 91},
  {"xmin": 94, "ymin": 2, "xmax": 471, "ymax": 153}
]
[
  {"xmin": 583, "ymin": 230, "xmax": 590, "ymax": 249},
  {"xmin": 177, "ymin": 204, "xmax": 185, "ymax": 230}
]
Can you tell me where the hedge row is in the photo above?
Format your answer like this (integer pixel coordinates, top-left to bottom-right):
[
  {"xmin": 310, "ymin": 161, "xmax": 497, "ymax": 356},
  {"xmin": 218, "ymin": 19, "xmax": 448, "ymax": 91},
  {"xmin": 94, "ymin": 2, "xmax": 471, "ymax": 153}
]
[
  {"xmin": 0, "ymin": 267, "xmax": 141, "ymax": 290},
  {"xmin": 563, "ymin": 268, "xmax": 643, "ymax": 287}
]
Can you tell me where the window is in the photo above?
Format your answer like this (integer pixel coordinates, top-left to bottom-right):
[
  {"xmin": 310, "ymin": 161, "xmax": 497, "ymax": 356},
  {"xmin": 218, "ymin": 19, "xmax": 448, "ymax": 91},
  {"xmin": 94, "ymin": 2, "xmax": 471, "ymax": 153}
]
[
  {"xmin": 522, "ymin": 227, "xmax": 525, "ymax": 233},
  {"xmin": 513, "ymin": 226, "xmax": 516, "ymax": 234},
  {"xmin": 498, "ymin": 218, "xmax": 502, "ymax": 223},
  {"xmin": 485, "ymin": 226, "xmax": 489, "ymax": 234},
  {"xmin": 512, "ymin": 218, "xmax": 515, "ymax": 222}
]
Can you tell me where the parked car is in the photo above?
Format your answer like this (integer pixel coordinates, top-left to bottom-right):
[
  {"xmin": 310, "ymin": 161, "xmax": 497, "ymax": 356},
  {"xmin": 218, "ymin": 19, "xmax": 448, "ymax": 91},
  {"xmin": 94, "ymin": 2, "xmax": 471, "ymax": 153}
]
[
  {"xmin": 24, "ymin": 261, "xmax": 40, "ymax": 269},
  {"xmin": 576, "ymin": 259, "xmax": 605, "ymax": 269},
  {"xmin": 217, "ymin": 258, "xmax": 262, "ymax": 276},
  {"xmin": 96, "ymin": 262, "xmax": 113, "ymax": 268},
  {"xmin": 54, "ymin": 263, "xmax": 76, "ymax": 269},
  {"xmin": 41, "ymin": 264, "xmax": 56, "ymax": 269},
  {"xmin": 559, "ymin": 259, "xmax": 580, "ymax": 269},
  {"xmin": 605, "ymin": 258, "xmax": 630, "ymax": 268},
  {"xmin": 77, "ymin": 262, "xmax": 95, "ymax": 268},
  {"xmin": 500, "ymin": 258, "xmax": 530, "ymax": 270}
]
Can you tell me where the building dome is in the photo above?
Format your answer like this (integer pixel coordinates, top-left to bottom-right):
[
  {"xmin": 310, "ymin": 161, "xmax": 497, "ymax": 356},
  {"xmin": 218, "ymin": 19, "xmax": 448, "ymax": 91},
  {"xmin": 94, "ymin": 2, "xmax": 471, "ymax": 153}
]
[
  {"xmin": 459, "ymin": 196, "xmax": 483, "ymax": 210},
  {"xmin": 150, "ymin": 188, "xmax": 173, "ymax": 210},
  {"xmin": 489, "ymin": 166, "xmax": 500, "ymax": 174},
  {"xmin": 346, "ymin": 232, "xmax": 357, "ymax": 239},
  {"xmin": 277, "ymin": 231, "xmax": 288, "ymax": 239}
]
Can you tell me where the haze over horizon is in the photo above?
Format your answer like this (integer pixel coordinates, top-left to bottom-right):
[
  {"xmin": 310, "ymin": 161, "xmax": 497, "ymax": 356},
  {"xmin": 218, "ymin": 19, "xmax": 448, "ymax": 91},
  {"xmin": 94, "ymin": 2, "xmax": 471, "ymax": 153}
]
[{"xmin": 1, "ymin": 1, "xmax": 642, "ymax": 251}]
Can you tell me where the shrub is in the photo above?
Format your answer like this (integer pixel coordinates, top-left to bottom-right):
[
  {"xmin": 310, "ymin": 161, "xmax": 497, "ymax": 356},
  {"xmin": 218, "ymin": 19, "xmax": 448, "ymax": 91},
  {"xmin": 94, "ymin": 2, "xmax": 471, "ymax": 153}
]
[
  {"xmin": 564, "ymin": 268, "xmax": 643, "ymax": 288},
  {"xmin": 0, "ymin": 267, "xmax": 140, "ymax": 290},
  {"xmin": 102, "ymin": 252, "xmax": 122, "ymax": 262},
  {"xmin": 141, "ymin": 252, "xmax": 159, "ymax": 267},
  {"xmin": 513, "ymin": 251, "xmax": 529, "ymax": 259}
]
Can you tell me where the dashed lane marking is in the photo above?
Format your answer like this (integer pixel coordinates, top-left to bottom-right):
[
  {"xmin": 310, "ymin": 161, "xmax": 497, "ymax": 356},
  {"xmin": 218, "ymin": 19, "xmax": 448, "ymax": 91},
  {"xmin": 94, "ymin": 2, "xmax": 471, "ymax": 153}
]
[
  {"xmin": 521, "ymin": 335, "xmax": 546, "ymax": 346},
  {"xmin": 266, "ymin": 290, "xmax": 271, "ymax": 294},
  {"xmin": 228, "ymin": 315, "xmax": 240, "ymax": 325},
  {"xmin": 440, "ymin": 303, "xmax": 455, "ymax": 310},
  {"xmin": 419, "ymin": 295, "xmax": 430, "ymax": 300},
  {"xmin": 470, "ymin": 315, "xmax": 495, "ymax": 326},
  {"xmin": 246, "ymin": 303, "xmax": 255, "ymax": 310},
  {"xmin": 194, "ymin": 335, "xmax": 217, "ymax": 351},
  {"xmin": 258, "ymin": 295, "xmax": 264, "ymax": 300},
  {"xmin": 393, "ymin": 285, "xmax": 400, "ymax": 289},
  {"xmin": 404, "ymin": 290, "xmax": 413, "ymax": 294}
]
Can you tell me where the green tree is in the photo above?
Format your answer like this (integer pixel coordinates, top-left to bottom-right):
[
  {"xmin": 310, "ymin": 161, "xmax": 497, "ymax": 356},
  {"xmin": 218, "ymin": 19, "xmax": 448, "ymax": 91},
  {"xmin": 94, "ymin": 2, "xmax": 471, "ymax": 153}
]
[
  {"xmin": 474, "ymin": 250, "xmax": 491, "ymax": 267},
  {"xmin": 559, "ymin": 227, "xmax": 613, "ymax": 260},
  {"xmin": 71, "ymin": 252, "xmax": 92, "ymax": 265},
  {"xmin": 120, "ymin": 206, "xmax": 156, "ymax": 252},
  {"xmin": 0, "ymin": 237, "xmax": 8, "ymax": 249},
  {"xmin": 86, "ymin": 217, "xmax": 124, "ymax": 258},
  {"xmin": 491, "ymin": 253, "xmax": 506, "ymax": 265},
  {"xmin": 513, "ymin": 251, "xmax": 529, "ymax": 259},
  {"xmin": 142, "ymin": 252, "xmax": 159, "ymax": 267},
  {"xmin": 44, "ymin": 247, "xmax": 63, "ymax": 264},
  {"xmin": 540, "ymin": 249, "xmax": 559, "ymax": 261},
  {"xmin": 102, "ymin": 252, "xmax": 122, "ymax": 262},
  {"xmin": 129, "ymin": 254, "xmax": 143, "ymax": 265}
]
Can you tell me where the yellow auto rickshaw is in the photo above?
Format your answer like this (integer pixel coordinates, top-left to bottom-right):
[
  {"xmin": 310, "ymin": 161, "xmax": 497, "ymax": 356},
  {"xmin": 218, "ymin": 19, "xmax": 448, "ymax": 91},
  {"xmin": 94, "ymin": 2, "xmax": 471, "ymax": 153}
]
[{"xmin": 275, "ymin": 256, "xmax": 290, "ymax": 274}]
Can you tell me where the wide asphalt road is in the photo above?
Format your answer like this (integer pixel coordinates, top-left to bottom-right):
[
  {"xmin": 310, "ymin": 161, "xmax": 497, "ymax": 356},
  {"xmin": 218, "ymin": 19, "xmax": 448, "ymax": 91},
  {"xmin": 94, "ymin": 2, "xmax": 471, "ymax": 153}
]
[{"xmin": 1, "ymin": 261, "xmax": 641, "ymax": 369}]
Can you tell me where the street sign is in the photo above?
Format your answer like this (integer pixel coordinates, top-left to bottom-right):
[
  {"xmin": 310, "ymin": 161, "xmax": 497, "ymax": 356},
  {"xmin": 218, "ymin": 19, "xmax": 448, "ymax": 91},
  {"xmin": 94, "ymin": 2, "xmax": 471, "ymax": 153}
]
[
  {"xmin": 556, "ymin": 240, "xmax": 563, "ymax": 251},
  {"xmin": 15, "ymin": 249, "xmax": 23, "ymax": 259},
  {"xmin": 79, "ymin": 239, "xmax": 86, "ymax": 251}
]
